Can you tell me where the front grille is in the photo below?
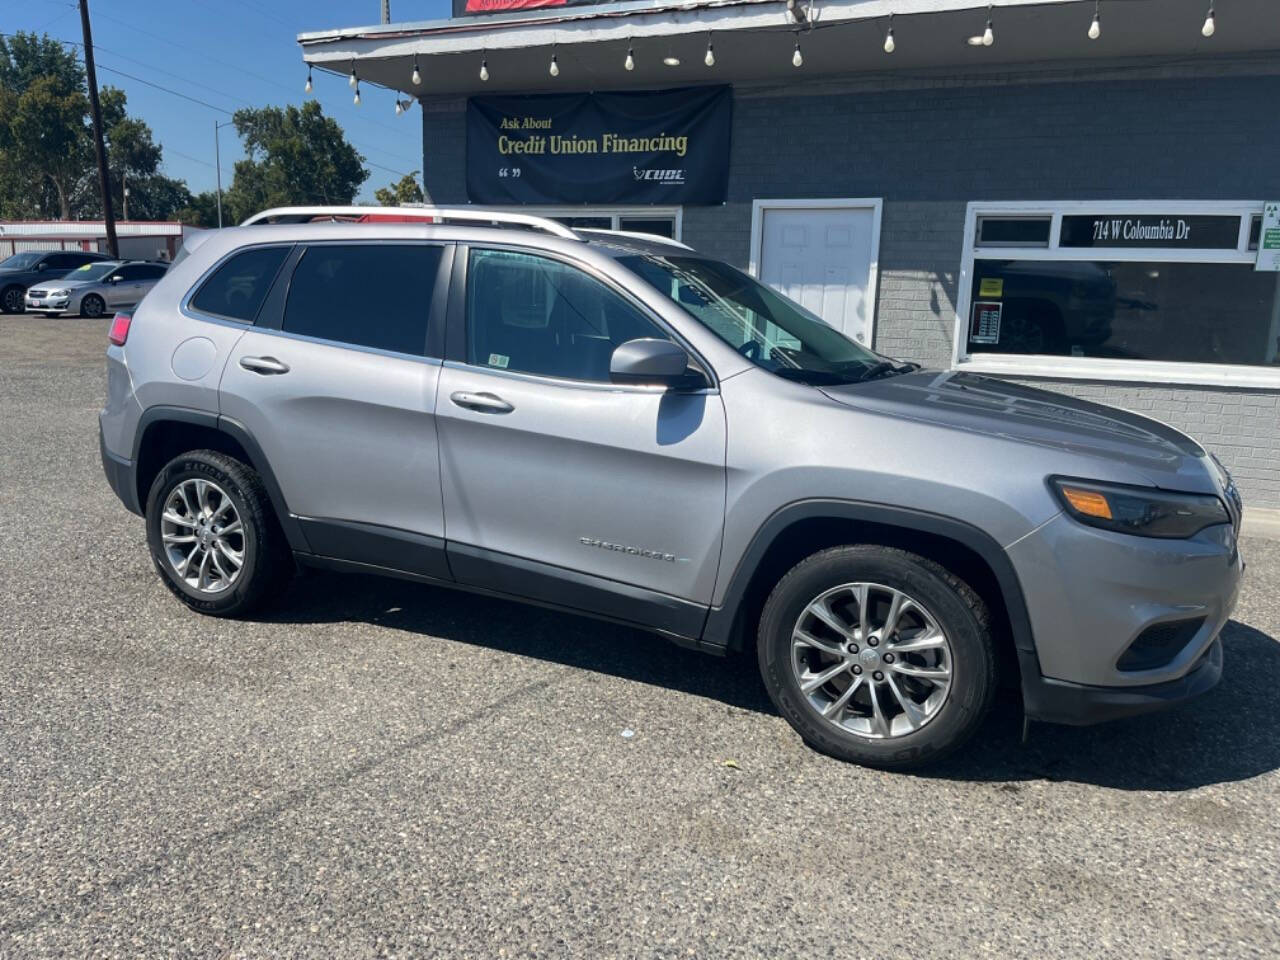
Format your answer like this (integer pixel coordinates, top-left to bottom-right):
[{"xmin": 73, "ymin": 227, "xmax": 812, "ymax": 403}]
[
  {"xmin": 28, "ymin": 289, "xmax": 47, "ymax": 297},
  {"xmin": 1117, "ymin": 617, "xmax": 1205, "ymax": 672}
]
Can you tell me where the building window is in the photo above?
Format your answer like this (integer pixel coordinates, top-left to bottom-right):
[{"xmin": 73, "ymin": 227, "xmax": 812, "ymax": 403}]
[{"xmin": 956, "ymin": 202, "xmax": 1280, "ymax": 387}]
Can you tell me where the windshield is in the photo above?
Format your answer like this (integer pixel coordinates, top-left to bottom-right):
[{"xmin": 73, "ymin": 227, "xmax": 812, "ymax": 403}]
[
  {"xmin": 620, "ymin": 254, "xmax": 906, "ymax": 385},
  {"xmin": 67, "ymin": 261, "xmax": 119, "ymax": 282},
  {"xmin": 0, "ymin": 252, "xmax": 42, "ymax": 270}
]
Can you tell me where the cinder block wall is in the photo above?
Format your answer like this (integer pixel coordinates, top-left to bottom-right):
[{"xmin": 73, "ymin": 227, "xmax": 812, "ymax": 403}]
[{"xmin": 421, "ymin": 62, "xmax": 1280, "ymax": 507}]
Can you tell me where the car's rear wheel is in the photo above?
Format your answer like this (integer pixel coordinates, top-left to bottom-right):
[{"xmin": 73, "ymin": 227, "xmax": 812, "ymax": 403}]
[
  {"xmin": 80, "ymin": 294, "xmax": 106, "ymax": 319},
  {"xmin": 145, "ymin": 450, "xmax": 293, "ymax": 616},
  {"xmin": 1, "ymin": 285, "xmax": 24, "ymax": 314},
  {"xmin": 758, "ymin": 545, "xmax": 995, "ymax": 769}
]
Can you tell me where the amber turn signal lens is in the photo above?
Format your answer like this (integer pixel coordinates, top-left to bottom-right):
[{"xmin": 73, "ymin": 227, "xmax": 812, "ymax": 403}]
[{"xmin": 1060, "ymin": 486, "xmax": 1113, "ymax": 520}]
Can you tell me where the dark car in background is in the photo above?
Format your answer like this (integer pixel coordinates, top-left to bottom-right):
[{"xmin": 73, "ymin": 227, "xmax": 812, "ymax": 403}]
[{"xmin": 0, "ymin": 249, "xmax": 111, "ymax": 314}]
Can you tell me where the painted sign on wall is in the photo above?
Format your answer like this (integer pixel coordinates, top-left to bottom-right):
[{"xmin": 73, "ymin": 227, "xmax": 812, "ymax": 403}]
[{"xmin": 466, "ymin": 87, "xmax": 732, "ymax": 205}]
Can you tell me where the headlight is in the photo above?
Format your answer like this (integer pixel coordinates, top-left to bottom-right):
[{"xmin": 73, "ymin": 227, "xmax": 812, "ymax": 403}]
[
  {"xmin": 1050, "ymin": 477, "xmax": 1229, "ymax": 539},
  {"xmin": 51, "ymin": 289, "xmax": 69, "ymax": 297}
]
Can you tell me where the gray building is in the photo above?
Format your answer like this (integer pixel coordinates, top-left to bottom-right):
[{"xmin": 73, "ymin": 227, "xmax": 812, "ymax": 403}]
[{"xmin": 300, "ymin": 0, "xmax": 1280, "ymax": 514}]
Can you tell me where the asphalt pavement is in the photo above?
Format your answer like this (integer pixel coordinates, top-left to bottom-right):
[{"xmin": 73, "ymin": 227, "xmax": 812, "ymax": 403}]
[{"xmin": 2, "ymin": 314, "xmax": 1278, "ymax": 959}]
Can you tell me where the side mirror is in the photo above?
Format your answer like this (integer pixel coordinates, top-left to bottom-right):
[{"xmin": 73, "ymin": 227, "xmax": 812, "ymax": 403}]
[
  {"xmin": 35, "ymin": 262, "xmax": 48, "ymax": 271},
  {"xmin": 109, "ymin": 274, "xmax": 124, "ymax": 284},
  {"xmin": 610, "ymin": 338, "xmax": 702, "ymax": 389}
]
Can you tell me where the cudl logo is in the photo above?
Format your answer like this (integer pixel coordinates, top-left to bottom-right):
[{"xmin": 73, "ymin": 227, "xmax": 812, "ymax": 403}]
[{"xmin": 633, "ymin": 167, "xmax": 686, "ymax": 184}]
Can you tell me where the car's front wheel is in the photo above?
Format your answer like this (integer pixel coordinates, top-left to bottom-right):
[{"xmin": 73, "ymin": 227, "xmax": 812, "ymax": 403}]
[
  {"xmin": 80, "ymin": 294, "xmax": 106, "ymax": 319},
  {"xmin": 145, "ymin": 450, "xmax": 293, "ymax": 616},
  {"xmin": 758, "ymin": 545, "xmax": 995, "ymax": 769},
  {"xmin": 1, "ymin": 285, "xmax": 24, "ymax": 314}
]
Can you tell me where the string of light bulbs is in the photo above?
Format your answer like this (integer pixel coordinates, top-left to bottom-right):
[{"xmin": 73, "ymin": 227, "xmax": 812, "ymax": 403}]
[{"xmin": 306, "ymin": 0, "xmax": 1223, "ymax": 101}]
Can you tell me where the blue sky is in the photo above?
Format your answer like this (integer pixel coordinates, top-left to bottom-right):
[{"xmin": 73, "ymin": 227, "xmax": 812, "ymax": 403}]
[{"xmin": 9, "ymin": 0, "xmax": 454, "ymax": 201}]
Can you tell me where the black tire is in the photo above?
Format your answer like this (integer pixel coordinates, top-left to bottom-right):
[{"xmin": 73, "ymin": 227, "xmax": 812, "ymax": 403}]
[
  {"xmin": 1, "ymin": 285, "xmax": 24, "ymax": 314},
  {"xmin": 145, "ymin": 450, "xmax": 293, "ymax": 617},
  {"xmin": 80, "ymin": 294, "xmax": 106, "ymax": 319},
  {"xmin": 757, "ymin": 545, "xmax": 995, "ymax": 769}
]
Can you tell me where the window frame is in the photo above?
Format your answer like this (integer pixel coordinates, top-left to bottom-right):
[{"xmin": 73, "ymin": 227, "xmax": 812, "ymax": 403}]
[
  {"xmin": 447, "ymin": 242, "xmax": 716, "ymax": 392},
  {"xmin": 953, "ymin": 200, "xmax": 1279, "ymax": 388},
  {"xmin": 254, "ymin": 239, "xmax": 453, "ymax": 361}
]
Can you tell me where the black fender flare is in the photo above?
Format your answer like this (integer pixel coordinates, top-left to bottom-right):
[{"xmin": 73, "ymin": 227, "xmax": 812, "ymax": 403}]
[
  {"xmin": 701, "ymin": 498, "xmax": 1038, "ymax": 662},
  {"xmin": 132, "ymin": 405, "xmax": 310, "ymax": 553}
]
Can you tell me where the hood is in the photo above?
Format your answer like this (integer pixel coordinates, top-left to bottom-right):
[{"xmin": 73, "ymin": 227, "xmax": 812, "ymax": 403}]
[{"xmin": 820, "ymin": 371, "xmax": 1216, "ymax": 492}]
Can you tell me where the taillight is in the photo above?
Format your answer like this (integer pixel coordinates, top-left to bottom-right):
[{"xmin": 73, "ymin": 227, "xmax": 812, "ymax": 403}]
[{"xmin": 107, "ymin": 312, "xmax": 132, "ymax": 346}]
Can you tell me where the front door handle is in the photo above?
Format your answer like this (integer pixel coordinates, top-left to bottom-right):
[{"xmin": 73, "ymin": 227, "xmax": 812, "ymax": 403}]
[
  {"xmin": 450, "ymin": 390, "xmax": 514, "ymax": 414},
  {"xmin": 239, "ymin": 356, "xmax": 290, "ymax": 375}
]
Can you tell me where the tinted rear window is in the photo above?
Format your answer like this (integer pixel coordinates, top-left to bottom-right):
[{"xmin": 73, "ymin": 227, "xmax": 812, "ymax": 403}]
[
  {"xmin": 281, "ymin": 244, "xmax": 441, "ymax": 356},
  {"xmin": 190, "ymin": 246, "xmax": 289, "ymax": 322}
]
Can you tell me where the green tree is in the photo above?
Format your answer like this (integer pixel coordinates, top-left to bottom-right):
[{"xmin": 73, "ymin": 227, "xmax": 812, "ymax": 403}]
[
  {"xmin": 375, "ymin": 171, "xmax": 424, "ymax": 207},
  {"xmin": 224, "ymin": 101, "xmax": 368, "ymax": 222},
  {"xmin": 0, "ymin": 33, "xmax": 90, "ymax": 218},
  {"xmin": 175, "ymin": 190, "xmax": 221, "ymax": 228}
]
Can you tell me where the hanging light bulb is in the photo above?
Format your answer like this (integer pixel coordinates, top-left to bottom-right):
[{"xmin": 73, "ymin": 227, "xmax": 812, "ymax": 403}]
[
  {"xmin": 549, "ymin": 44, "xmax": 559, "ymax": 77},
  {"xmin": 792, "ymin": 36, "xmax": 803, "ymax": 67},
  {"xmin": 1201, "ymin": 4, "xmax": 1215, "ymax": 37},
  {"xmin": 884, "ymin": 14, "xmax": 895, "ymax": 54},
  {"xmin": 353, "ymin": 83, "xmax": 361, "ymax": 106},
  {"xmin": 348, "ymin": 63, "xmax": 358, "ymax": 89},
  {"xmin": 982, "ymin": 5, "xmax": 994, "ymax": 46},
  {"xmin": 625, "ymin": 43, "xmax": 635, "ymax": 71},
  {"xmin": 704, "ymin": 35, "xmax": 715, "ymax": 67},
  {"xmin": 412, "ymin": 55, "xmax": 421, "ymax": 86},
  {"xmin": 480, "ymin": 57, "xmax": 489, "ymax": 82},
  {"xmin": 395, "ymin": 100, "xmax": 403, "ymax": 115},
  {"xmin": 1088, "ymin": 1, "xmax": 1101, "ymax": 39},
  {"xmin": 304, "ymin": 66, "xmax": 312, "ymax": 94}
]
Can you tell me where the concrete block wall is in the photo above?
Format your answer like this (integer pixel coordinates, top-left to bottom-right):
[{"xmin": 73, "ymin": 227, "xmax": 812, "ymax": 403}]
[{"xmin": 421, "ymin": 62, "xmax": 1280, "ymax": 506}]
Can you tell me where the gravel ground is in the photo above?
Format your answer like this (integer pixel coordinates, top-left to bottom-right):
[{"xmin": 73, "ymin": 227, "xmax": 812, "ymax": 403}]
[{"xmin": 2, "ymin": 313, "xmax": 1279, "ymax": 960}]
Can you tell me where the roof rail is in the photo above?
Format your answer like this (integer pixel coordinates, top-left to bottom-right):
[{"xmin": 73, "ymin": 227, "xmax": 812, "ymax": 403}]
[
  {"xmin": 575, "ymin": 228, "xmax": 693, "ymax": 251},
  {"xmin": 240, "ymin": 205, "xmax": 581, "ymax": 240}
]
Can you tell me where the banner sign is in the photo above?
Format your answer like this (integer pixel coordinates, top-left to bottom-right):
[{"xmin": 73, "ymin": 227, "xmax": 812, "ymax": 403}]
[
  {"xmin": 453, "ymin": 0, "xmax": 616, "ymax": 15},
  {"xmin": 466, "ymin": 86, "xmax": 732, "ymax": 205},
  {"xmin": 1059, "ymin": 214, "xmax": 1241, "ymax": 250}
]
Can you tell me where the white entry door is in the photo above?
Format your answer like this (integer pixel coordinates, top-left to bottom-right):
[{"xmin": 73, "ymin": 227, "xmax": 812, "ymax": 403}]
[{"xmin": 751, "ymin": 200, "xmax": 883, "ymax": 346}]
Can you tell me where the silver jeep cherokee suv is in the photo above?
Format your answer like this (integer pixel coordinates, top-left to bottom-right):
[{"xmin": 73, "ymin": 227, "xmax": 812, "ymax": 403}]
[{"xmin": 99, "ymin": 206, "xmax": 1245, "ymax": 768}]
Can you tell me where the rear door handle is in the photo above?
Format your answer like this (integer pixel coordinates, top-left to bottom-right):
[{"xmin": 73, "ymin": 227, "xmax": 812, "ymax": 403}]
[
  {"xmin": 239, "ymin": 356, "xmax": 290, "ymax": 375},
  {"xmin": 450, "ymin": 390, "xmax": 514, "ymax": 414}
]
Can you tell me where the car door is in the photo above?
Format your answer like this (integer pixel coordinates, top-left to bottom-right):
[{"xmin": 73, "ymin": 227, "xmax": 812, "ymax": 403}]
[
  {"xmin": 218, "ymin": 241, "xmax": 453, "ymax": 579},
  {"xmin": 436, "ymin": 245, "xmax": 727, "ymax": 634},
  {"xmin": 104, "ymin": 264, "xmax": 143, "ymax": 307}
]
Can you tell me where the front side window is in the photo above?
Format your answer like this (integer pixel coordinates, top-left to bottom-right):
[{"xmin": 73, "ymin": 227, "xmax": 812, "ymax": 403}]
[
  {"xmin": 190, "ymin": 246, "xmax": 289, "ymax": 323},
  {"xmin": 967, "ymin": 258, "xmax": 1280, "ymax": 366},
  {"xmin": 621, "ymin": 254, "xmax": 890, "ymax": 386},
  {"xmin": 466, "ymin": 248, "xmax": 669, "ymax": 382},
  {"xmin": 282, "ymin": 244, "xmax": 441, "ymax": 356}
]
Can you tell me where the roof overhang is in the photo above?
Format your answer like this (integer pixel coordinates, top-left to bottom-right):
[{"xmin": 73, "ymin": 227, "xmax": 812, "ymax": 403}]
[{"xmin": 298, "ymin": 0, "xmax": 1280, "ymax": 98}]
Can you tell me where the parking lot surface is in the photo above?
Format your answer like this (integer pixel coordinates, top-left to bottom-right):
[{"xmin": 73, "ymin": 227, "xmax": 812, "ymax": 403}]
[{"xmin": 2, "ymin": 314, "xmax": 1279, "ymax": 959}]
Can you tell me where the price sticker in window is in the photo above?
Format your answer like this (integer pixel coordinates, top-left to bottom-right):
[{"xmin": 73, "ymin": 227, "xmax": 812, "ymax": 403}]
[
  {"xmin": 970, "ymin": 301, "xmax": 1003, "ymax": 345},
  {"xmin": 488, "ymin": 353, "xmax": 510, "ymax": 368},
  {"xmin": 978, "ymin": 277, "xmax": 1004, "ymax": 297}
]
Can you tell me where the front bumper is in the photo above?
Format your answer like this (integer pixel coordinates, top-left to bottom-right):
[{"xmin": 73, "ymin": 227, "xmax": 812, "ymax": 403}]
[
  {"xmin": 26, "ymin": 295, "xmax": 70, "ymax": 313},
  {"xmin": 1019, "ymin": 637, "xmax": 1223, "ymax": 725},
  {"xmin": 99, "ymin": 423, "xmax": 141, "ymax": 515}
]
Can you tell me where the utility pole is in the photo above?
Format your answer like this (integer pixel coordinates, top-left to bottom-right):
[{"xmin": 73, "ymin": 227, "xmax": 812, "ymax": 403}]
[
  {"xmin": 79, "ymin": 0, "xmax": 118, "ymax": 258},
  {"xmin": 214, "ymin": 119, "xmax": 223, "ymax": 228},
  {"xmin": 381, "ymin": 1, "xmax": 391, "ymax": 24}
]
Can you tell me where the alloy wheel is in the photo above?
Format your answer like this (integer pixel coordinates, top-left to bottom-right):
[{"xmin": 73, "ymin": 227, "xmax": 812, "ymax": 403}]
[
  {"xmin": 3, "ymin": 287, "xmax": 22, "ymax": 312},
  {"xmin": 790, "ymin": 582, "xmax": 953, "ymax": 739},
  {"xmin": 160, "ymin": 478, "xmax": 245, "ymax": 593},
  {"xmin": 81, "ymin": 295, "xmax": 105, "ymax": 318}
]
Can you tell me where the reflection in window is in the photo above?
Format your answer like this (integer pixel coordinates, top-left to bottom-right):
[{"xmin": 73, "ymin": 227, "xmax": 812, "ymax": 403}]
[{"xmin": 967, "ymin": 259, "xmax": 1280, "ymax": 366}]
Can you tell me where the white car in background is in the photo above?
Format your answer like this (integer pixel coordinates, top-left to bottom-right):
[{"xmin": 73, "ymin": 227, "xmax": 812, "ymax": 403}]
[{"xmin": 26, "ymin": 260, "xmax": 169, "ymax": 318}]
